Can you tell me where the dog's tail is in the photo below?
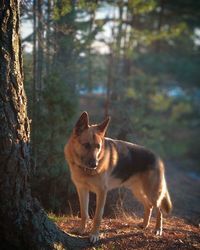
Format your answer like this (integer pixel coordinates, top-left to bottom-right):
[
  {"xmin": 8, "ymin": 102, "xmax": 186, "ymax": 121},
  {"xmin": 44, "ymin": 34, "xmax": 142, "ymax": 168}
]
[{"xmin": 161, "ymin": 189, "xmax": 172, "ymax": 214}]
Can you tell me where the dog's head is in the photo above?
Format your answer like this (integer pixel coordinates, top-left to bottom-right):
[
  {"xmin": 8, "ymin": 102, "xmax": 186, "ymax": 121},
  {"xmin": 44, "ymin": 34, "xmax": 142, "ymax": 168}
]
[{"xmin": 72, "ymin": 111, "xmax": 110, "ymax": 169}]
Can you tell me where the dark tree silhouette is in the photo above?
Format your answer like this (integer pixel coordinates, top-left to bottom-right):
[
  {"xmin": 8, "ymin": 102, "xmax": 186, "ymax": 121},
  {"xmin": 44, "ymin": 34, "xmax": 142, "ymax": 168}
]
[{"xmin": 0, "ymin": 1, "xmax": 89, "ymax": 249}]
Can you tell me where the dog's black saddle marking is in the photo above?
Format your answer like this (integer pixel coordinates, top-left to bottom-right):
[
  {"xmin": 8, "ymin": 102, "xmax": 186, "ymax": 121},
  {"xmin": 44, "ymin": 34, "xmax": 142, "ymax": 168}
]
[{"xmin": 109, "ymin": 139, "xmax": 157, "ymax": 182}]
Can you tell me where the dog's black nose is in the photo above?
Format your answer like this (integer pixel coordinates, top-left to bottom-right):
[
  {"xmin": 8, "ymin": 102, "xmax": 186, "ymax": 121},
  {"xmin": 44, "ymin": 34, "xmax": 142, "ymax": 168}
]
[{"xmin": 88, "ymin": 160, "xmax": 98, "ymax": 168}]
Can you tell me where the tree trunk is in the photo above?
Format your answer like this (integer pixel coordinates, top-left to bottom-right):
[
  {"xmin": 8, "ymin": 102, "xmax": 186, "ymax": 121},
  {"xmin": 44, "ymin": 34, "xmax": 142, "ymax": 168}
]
[
  {"xmin": 37, "ymin": 0, "xmax": 43, "ymax": 95},
  {"xmin": 32, "ymin": 0, "xmax": 37, "ymax": 167},
  {"xmin": 105, "ymin": 52, "xmax": 113, "ymax": 117},
  {"xmin": 155, "ymin": 0, "xmax": 165, "ymax": 52},
  {"xmin": 0, "ymin": 1, "xmax": 89, "ymax": 249},
  {"xmin": 46, "ymin": 0, "xmax": 51, "ymax": 76}
]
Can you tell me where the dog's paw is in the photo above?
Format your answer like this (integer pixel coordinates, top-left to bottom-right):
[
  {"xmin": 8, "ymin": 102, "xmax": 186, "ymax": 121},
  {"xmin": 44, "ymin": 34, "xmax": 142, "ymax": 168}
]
[
  {"xmin": 155, "ymin": 228, "xmax": 162, "ymax": 236},
  {"xmin": 89, "ymin": 232, "xmax": 100, "ymax": 243},
  {"xmin": 138, "ymin": 222, "xmax": 148, "ymax": 230}
]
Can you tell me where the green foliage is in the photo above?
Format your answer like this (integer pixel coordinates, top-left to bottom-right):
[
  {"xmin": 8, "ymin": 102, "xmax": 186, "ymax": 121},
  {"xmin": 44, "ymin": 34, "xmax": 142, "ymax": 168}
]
[
  {"xmin": 150, "ymin": 93, "xmax": 172, "ymax": 112},
  {"xmin": 77, "ymin": 0, "xmax": 97, "ymax": 11},
  {"xmin": 128, "ymin": 0, "xmax": 157, "ymax": 14},
  {"xmin": 24, "ymin": 5, "xmax": 79, "ymax": 211},
  {"xmin": 30, "ymin": 71, "xmax": 78, "ymax": 212},
  {"xmin": 109, "ymin": 55, "xmax": 198, "ymax": 158},
  {"xmin": 139, "ymin": 23, "xmax": 187, "ymax": 46},
  {"xmin": 53, "ymin": 0, "xmax": 72, "ymax": 20}
]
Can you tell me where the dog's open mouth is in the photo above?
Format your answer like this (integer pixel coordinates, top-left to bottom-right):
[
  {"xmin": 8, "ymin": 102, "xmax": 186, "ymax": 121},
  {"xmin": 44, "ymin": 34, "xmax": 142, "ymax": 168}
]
[
  {"xmin": 84, "ymin": 166, "xmax": 98, "ymax": 170},
  {"xmin": 78, "ymin": 164, "xmax": 99, "ymax": 175}
]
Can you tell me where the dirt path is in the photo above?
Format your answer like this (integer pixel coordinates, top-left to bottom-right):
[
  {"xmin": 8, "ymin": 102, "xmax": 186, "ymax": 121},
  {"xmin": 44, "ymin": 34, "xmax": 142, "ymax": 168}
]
[{"xmin": 166, "ymin": 160, "xmax": 200, "ymax": 225}]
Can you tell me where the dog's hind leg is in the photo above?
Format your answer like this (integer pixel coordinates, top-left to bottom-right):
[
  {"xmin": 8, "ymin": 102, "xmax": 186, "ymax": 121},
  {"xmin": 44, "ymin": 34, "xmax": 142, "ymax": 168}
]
[
  {"xmin": 143, "ymin": 205, "xmax": 153, "ymax": 229},
  {"xmin": 155, "ymin": 207, "xmax": 163, "ymax": 235},
  {"xmin": 131, "ymin": 184, "xmax": 153, "ymax": 229}
]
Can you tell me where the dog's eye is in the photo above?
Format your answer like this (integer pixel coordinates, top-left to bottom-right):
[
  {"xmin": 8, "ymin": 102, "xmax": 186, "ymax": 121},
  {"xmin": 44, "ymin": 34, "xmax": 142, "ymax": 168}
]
[
  {"xmin": 83, "ymin": 143, "xmax": 90, "ymax": 150},
  {"xmin": 96, "ymin": 144, "xmax": 101, "ymax": 149}
]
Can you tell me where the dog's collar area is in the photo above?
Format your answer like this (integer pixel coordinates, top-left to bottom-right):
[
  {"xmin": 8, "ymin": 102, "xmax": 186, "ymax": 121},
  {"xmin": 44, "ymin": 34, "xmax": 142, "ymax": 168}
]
[
  {"xmin": 77, "ymin": 164, "xmax": 99, "ymax": 175},
  {"xmin": 71, "ymin": 160, "xmax": 99, "ymax": 175}
]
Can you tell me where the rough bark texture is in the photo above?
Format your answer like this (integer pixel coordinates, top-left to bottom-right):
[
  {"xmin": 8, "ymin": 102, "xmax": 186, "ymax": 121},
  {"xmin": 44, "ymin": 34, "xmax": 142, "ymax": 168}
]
[{"xmin": 0, "ymin": 1, "xmax": 90, "ymax": 249}]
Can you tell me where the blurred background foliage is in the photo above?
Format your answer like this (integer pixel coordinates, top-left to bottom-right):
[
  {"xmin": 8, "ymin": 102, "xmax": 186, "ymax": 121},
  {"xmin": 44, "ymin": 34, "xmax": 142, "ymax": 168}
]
[{"xmin": 21, "ymin": 0, "xmax": 200, "ymax": 214}]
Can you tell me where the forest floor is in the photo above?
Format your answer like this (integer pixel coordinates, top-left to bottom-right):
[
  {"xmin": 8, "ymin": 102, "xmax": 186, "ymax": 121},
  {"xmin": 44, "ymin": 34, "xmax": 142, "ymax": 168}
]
[
  {"xmin": 55, "ymin": 216, "xmax": 199, "ymax": 250},
  {"xmin": 53, "ymin": 160, "xmax": 200, "ymax": 249}
]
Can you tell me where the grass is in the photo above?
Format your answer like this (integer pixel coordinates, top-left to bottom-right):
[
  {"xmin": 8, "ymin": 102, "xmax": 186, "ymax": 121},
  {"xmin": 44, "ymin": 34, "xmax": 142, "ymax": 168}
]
[{"xmin": 48, "ymin": 212, "xmax": 69, "ymax": 223}]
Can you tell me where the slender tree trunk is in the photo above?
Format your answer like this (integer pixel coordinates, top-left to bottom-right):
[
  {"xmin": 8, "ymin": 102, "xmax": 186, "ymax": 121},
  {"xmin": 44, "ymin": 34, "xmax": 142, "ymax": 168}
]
[
  {"xmin": 32, "ymin": 0, "xmax": 37, "ymax": 168},
  {"xmin": 37, "ymin": 0, "xmax": 43, "ymax": 95},
  {"xmin": 122, "ymin": 5, "xmax": 131, "ymax": 84},
  {"xmin": 88, "ymin": 46, "xmax": 93, "ymax": 93},
  {"xmin": 0, "ymin": 1, "xmax": 89, "ymax": 249},
  {"xmin": 105, "ymin": 52, "xmax": 113, "ymax": 117},
  {"xmin": 87, "ymin": 11, "xmax": 95, "ymax": 93},
  {"xmin": 46, "ymin": 0, "xmax": 51, "ymax": 76},
  {"xmin": 155, "ymin": 0, "xmax": 165, "ymax": 52},
  {"xmin": 112, "ymin": 1, "xmax": 123, "ymax": 101}
]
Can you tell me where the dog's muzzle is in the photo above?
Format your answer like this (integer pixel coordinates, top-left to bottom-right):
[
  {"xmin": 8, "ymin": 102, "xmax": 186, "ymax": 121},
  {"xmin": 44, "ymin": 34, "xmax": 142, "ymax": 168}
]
[
  {"xmin": 88, "ymin": 159, "xmax": 99, "ymax": 169},
  {"xmin": 76, "ymin": 159, "xmax": 100, "ymax": 175},
  {"xmin": 78, "ymin": 164, "xmax": 99, "ymax": 175}
]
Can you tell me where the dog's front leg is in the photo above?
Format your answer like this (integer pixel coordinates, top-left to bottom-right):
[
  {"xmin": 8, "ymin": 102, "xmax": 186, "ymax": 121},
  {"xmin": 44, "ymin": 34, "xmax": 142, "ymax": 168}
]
[
  {"xmin": 74, "ymin": 187, "xmax": 89, "ymax": 235},
  {"xmin": 90, "ymin": 190, "xmax": 107, "ymax": 243}
]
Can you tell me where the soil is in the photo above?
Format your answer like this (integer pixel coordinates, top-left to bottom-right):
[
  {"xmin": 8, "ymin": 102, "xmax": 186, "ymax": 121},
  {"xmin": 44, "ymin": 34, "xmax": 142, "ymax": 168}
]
[{"xmin": 56, "ymin": 160, "xmax": 200, "ymax": 249}]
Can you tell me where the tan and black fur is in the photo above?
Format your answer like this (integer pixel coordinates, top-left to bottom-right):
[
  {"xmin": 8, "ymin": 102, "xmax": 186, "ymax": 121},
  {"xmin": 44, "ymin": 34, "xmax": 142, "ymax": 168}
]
[{"xmin": 64, "ymin": 112, "xmax": 172, "ymax": 243}]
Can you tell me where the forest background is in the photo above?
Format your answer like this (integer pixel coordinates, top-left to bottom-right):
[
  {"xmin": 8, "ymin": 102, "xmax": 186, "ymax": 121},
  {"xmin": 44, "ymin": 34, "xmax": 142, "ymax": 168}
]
[{"xmin": 21, "ymin": 0, "xmax": 200, "ymax": 215}]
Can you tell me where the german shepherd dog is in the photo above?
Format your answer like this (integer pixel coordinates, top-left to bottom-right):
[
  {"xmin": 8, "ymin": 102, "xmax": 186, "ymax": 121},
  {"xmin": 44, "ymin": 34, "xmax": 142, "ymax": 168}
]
[{"xmin": 64, "ymin": 112, "xmax": 172, "ymax": 243}]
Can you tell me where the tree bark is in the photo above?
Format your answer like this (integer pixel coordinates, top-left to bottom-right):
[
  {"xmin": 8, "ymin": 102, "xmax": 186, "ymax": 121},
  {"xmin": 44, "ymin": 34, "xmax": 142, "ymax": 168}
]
[
  {"xmin": 105, "ymin": 52, "xmax": 113, "ymax": 117},
  {"xmin": 32, "ymin": 0, "xmax": 37, "ymax": 167},
  {"xmin": 46, "ymin": 0, "xmax": 51, "ymax": 76},
  {"xmin": 37, "ymin": 0, "xmax": 43, "ymax": 95},
  {"xmin": 0, "ymin": 1, "xmax": 90, "ymax": 249}
]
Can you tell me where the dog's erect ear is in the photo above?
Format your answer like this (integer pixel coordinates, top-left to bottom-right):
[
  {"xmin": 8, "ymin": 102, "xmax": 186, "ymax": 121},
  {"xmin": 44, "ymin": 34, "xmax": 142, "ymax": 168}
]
[
  {"xmin": 74, "ymin": 111, "xmax": 89, "ymax": 135},
  {"xmin": 97, "ymin": 116, "xmax": 111, "ymax": 136}
]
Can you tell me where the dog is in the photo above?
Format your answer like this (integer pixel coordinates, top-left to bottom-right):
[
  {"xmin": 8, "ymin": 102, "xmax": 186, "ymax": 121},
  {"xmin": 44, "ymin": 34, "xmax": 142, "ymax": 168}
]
[{"xmin": 64, "ymin": 111, "xmax": 172, "ymax": 243}]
